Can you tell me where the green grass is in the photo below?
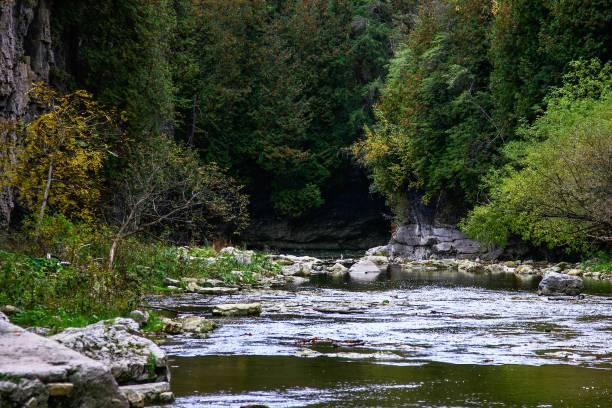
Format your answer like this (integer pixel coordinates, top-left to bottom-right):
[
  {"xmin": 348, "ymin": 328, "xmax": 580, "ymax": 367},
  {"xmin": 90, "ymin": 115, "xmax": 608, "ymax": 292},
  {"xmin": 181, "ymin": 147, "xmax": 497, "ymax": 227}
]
[
  {"xmin": 0, "ymin": 242, "xmax": 280, "ymax": 330},
  {"xmin": 9, "ymin": 307, "xmax": 112, "ymax": 332},
  {"xmin": 581, "ymin": 253, "xmax": 612, "ymax": 273},
  {"xmin": 141, "ymin": 311, "xmax": 166, "ymax": 333}
]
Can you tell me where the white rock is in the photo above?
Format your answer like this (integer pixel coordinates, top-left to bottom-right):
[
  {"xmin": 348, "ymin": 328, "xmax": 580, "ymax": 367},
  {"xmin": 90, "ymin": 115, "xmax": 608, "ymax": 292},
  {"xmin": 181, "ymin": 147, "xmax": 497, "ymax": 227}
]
[
  {"xmin": 179, "ymin": 316, "xmax": 216, "ymax": 335},
  {"xmin": 515, "ymin": 264, "xmax": 537, "ymax": 275},
  {"xmin": 328, "ymin": 263, "xmax": 348, "ymax": 277},
  {"xmin": 281, "ymin": 262, "xmax": 312, "ymax": 277},
  {"xmin": 0, "ymin": 318, "xmax": 128, "ymax": 407},
  {"xmin": 538, "ymin": 272, "xmax": 583, "ymax": 296},
  {"xmin": 212, "ymin": 303, "xmax": 262, "ymax": 317},
  {"xmin": 363, "ymin": 255, "xmax": 389, "ymax": 265},
  {"xmin": 119, "ymin": 382, "xmax": 173, "ymax": 406},
  {"xmin": 365, "ymin": 245, "xmax": 389, "ymax": 257},
  {"xmin": 349, "ymin": 260, "xmax": 381, "ymax": 275},
  {"xmin": 457, "ymin": 260, "xmax": 486, "ymax": 273},
  {"xmin": 51, "ymin": 318, "xmax": 169, "ymax": 384}
]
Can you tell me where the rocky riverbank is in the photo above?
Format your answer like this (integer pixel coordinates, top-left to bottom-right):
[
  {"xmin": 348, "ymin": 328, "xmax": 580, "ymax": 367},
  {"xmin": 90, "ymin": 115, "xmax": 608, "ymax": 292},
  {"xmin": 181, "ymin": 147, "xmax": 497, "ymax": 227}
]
[
  {"xmin": 2, "ymin": 245, "xmax": 609, "ymax": 407},
  {"xmin": 0, "ymin": 312, "xmax": 175, "ymax": 408}
]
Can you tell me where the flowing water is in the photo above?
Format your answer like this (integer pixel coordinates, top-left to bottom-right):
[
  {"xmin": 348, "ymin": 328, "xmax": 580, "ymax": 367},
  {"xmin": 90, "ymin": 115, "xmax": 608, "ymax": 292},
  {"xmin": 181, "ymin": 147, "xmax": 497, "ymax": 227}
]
[{"xmin": 147, "ymin": 269, "xmax": 612, "ymax": 407}]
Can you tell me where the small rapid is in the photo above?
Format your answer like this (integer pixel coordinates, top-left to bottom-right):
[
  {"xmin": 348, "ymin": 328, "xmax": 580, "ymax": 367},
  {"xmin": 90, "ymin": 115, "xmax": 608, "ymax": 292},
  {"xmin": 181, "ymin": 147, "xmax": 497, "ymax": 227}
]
[{"xmin": 147, "ymin": 269, "xmax": 612, "ymax": 407}]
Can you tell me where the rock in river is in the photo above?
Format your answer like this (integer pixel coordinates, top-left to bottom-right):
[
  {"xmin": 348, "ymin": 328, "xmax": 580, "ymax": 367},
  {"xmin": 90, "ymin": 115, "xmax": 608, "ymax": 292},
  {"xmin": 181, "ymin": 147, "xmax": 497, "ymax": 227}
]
[
  {"xmin": 120, "ymin": 381, "xmax": 174, "ymax": 407},
  {"xmin": 538, "ymin": 272, "xmax": 583, "ymax": 296},
  {"xmin": 52, "ymin": 318, "xmax": 169, "ymax": 385},
  {"xmin": 0, "ymin": 317, "xmax": 128, "ymax": 407},
  {"xmin": 348, "ymin": 259, "xmax": 382, "ymax": 282},
  {"xmin": 212, "ymin": 303, "xmax": 262, "ymax": 317},
  {"xmin": 281, "ymin": 262, "xmax": 313, "ymax": 277},
  {"xmin": 178, "ymin": 316, "xmax": 217, "ymax": 336},
  {"xmin": 185, "ymin": 281, "xmax": 239, "ymax": 295},
  {"xmin": 328, "ymin": 263, "xmax": 348, "ymax": 277}
]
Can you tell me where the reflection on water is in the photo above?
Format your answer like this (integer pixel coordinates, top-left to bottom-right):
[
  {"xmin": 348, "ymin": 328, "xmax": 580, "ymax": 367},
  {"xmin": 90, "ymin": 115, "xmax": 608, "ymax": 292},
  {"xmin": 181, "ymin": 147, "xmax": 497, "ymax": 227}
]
[
  {"xmin": 169, "ymin": 356, "xmax": 612, "ymax": 407},
  {"xmin": 313, "ymin": 268, "xmax": 542, "ymax": 291},
  {"xmin": 153, "ymin": 268, "xmax": 612, "ymax": 407}
]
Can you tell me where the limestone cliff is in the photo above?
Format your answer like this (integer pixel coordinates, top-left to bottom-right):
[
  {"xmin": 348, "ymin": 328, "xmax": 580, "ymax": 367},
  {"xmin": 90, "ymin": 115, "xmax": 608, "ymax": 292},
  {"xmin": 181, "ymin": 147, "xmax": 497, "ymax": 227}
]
[
  {"xmin": 0, "ymin": 0, "xmax": 52, "ymax": 228},
  {"xmin": 388, "ymin": 194, "xmax": 498, "ymax": 260}
]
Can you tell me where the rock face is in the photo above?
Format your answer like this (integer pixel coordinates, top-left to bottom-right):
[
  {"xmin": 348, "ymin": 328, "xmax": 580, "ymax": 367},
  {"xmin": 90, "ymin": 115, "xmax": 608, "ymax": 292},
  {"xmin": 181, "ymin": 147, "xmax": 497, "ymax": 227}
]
[
  {"xmin": 538, "ymin": 272, "xmax": 584, "ymax": 296},
  {"xmin": 241, "ymin": 167, "xmax": 390, "ymax": 250},
  {"xmin": 0, "ymin": 317, "xmax": 128, "ymax": 407},
  {"xmin": 51, "ymin": 318, "xmax": 169, "ymax": 385},
  {"xmin": 0, "ymin": 0, "xmax": 53, "ymax": 228},
  {"xmin": 389, "ymin": 223, "xmax": 494, "ymax": 260}
]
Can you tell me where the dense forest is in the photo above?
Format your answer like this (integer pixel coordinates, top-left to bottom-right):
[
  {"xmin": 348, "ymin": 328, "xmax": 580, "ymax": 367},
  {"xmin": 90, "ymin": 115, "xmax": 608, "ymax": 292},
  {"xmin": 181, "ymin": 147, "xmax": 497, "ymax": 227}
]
[{"xmin": 0, "ymin": 0, "xmax": 610, "ymax": 326}]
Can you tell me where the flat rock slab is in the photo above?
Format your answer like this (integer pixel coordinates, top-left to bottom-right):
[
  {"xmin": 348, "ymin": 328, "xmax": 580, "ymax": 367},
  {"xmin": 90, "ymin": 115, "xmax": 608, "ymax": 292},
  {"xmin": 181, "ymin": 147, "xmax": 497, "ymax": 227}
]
[
  {"xmin": 196, "ymin": 287, "xmax": 239, "ymax": 295},
  {"xmin": 185, "ymin": 281, "xmax": 239, "ymax": 295},
  {"xmin": 120, "ymin": 382, "xmax": 174, "ymax": 407},
  {"xmin": 0, "ymin": 318, "xmax": 128, "ymax": 407},
  {"xmin": 212, "ymin": 303, "xmax": 262, "ymax": 317}
]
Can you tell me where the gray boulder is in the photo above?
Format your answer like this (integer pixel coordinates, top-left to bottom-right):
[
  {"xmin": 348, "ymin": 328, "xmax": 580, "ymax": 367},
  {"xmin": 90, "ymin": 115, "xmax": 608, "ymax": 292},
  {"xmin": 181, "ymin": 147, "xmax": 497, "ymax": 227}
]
[
  {"xmin": 328, "ymin": 263, "xmax": 348, "ymax": 277},
  {"xmin": 52, "ymin": 318, "xmax": 169, "ymax": 385},
  {"xmin": 178, "ymin": 316, "xmax": 217, "ymax": 336},
  {"xmin": 212, "ymin": 303, "xmax": 262, "ymax": 317},
  {"xmin": 538, "ymin": 272, "xmax": 584, "ymax": 296},
  {"xmin": 348, "ymin": 260, "xmax": 382, "ymax": 282},
  {"xmin": 365, "ymin": 245, "xmax": 389, "ymax": 257},
  {"xmin": 119, "ymin": 381, "xmax": 174, "ymax": 407},
  {"xmin": 0, "ymin": 318, "xmax": 128, "ymax": 407},
  {"xmin": 349, "ymin": 259, "xmax": 380, "ymax": 275},
  {"xmin": 389, "ymin": 223, "xmax": 497, "ymax": 260},
  {"xmin": 281, "ymin": 262, "xmax": 313, "ymax": 277},
  {"xmin": 220, "ymin": 247, "xmax": 254, "ymax": 264},
  {"xmin": 129, "ymin": 310, "xmax": 149, "ymax": 326}
]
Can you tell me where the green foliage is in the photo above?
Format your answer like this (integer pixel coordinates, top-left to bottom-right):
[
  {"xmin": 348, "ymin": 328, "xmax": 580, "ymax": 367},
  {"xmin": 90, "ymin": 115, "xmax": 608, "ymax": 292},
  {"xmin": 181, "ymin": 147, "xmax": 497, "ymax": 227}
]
[
  {"xmin": 176, "ymin": 247, "xmax": 281, "ymax": 284},
  {"xmin": 0, "ymin": 235, "xmax": 281, "ymax": 329},
  {"xmin": 52, "ymin": 0, "xmax": 175, "ymax": 135},
  {"xmin": 489, "ymin": 0, "xmax": 612, "ymax": 138},
  {"xmin": 581, "ymin": 253, "xmax": 612, "ymax": 273},
  {"xmin": 462, "ymin": 60, "xmax": 612, "ymax": 251},
  {"xmin": 107, "ymin": 134, "xmax": 249, "ymax": 248},
  {"xmin": 271, "ymin": 183, "xmax": 325, "ymax": 218},
  {"xmin": 147, "ymin": 353, "xmax": 157, "ymax": 380},
  {"xmin": 354, "ymin": 0, "xmax": 496, "ymax": 211},
  {"xmin": 140, "ymin": 312, "xmax": 165, "ymax": 333},
  {"xmin": 4, "ymin": 83, "xmax": 117, "ymax": 223},
  {"xmin": 171, "ymin": 0, "xmax": 396, "ymax": 217},
  {"xmin": 0, "ymin": 248, "xmax": 131, "ymax": 327}
]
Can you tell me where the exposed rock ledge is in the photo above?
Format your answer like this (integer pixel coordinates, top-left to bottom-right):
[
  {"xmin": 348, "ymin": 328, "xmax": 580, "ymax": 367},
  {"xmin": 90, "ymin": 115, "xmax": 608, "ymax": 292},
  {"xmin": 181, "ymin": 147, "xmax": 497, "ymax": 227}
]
[
  {"xmin": 0, "ymin": 315, "xmax": 128, "ymax": 407},
  {"xmin": 389, "ymin": 223, "xmax": 498, "ymax": 260}
]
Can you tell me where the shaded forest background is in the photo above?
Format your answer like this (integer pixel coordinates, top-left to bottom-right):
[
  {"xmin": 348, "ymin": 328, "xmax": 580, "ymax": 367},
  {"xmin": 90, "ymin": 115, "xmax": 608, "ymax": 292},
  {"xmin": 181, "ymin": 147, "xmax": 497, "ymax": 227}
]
[
  {"xmin": 2, "ymin": 0, "xmax": 611, "ymax": 253},
  {"xmin": 0, "ymin": 0, "xmax": 610, "ymax": 329}
]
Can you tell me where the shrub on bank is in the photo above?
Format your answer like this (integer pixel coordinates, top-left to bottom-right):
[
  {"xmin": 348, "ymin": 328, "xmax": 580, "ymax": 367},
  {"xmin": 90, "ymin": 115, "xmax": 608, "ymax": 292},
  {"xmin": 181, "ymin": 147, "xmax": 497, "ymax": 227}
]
[{"xmin": 0, "ymin": 220, "xmax": 279, "ymax": 330}]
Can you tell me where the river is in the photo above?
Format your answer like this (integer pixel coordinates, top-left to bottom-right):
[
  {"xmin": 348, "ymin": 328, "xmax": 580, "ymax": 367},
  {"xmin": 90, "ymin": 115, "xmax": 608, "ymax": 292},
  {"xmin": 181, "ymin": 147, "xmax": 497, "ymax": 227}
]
[{"xmin": 147, "ymin": 268, "xmax": 612, "ymax": 407}]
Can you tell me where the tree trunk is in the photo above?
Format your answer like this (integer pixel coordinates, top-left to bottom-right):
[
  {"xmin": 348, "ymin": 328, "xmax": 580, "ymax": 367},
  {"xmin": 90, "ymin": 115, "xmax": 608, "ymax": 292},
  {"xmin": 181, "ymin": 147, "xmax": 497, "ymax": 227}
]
[
  {"xmin": 108, "ymin": 236, "xmax": 120, "ymax": 269},
  {"xmin": 187, "ymin": 94, "xmax": 198, "ymax": 146},
  {"xmin": 39, "ymin": 158, "xmax": 54, "ymax": 221}
]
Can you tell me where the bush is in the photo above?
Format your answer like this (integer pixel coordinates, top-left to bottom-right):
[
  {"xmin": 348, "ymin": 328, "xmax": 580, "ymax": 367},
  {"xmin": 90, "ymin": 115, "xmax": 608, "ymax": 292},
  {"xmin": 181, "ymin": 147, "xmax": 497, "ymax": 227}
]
[
  {"xmin": 0, "ymin": 250, "xmax": 132, "ymax": 329},
  {"xmin": 271, "ymin": 183, "xmax": 325, "ymax": 218},
  {"xmin": 462, "ymin": 60, "xmax": 612, "ymax": 252}
]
